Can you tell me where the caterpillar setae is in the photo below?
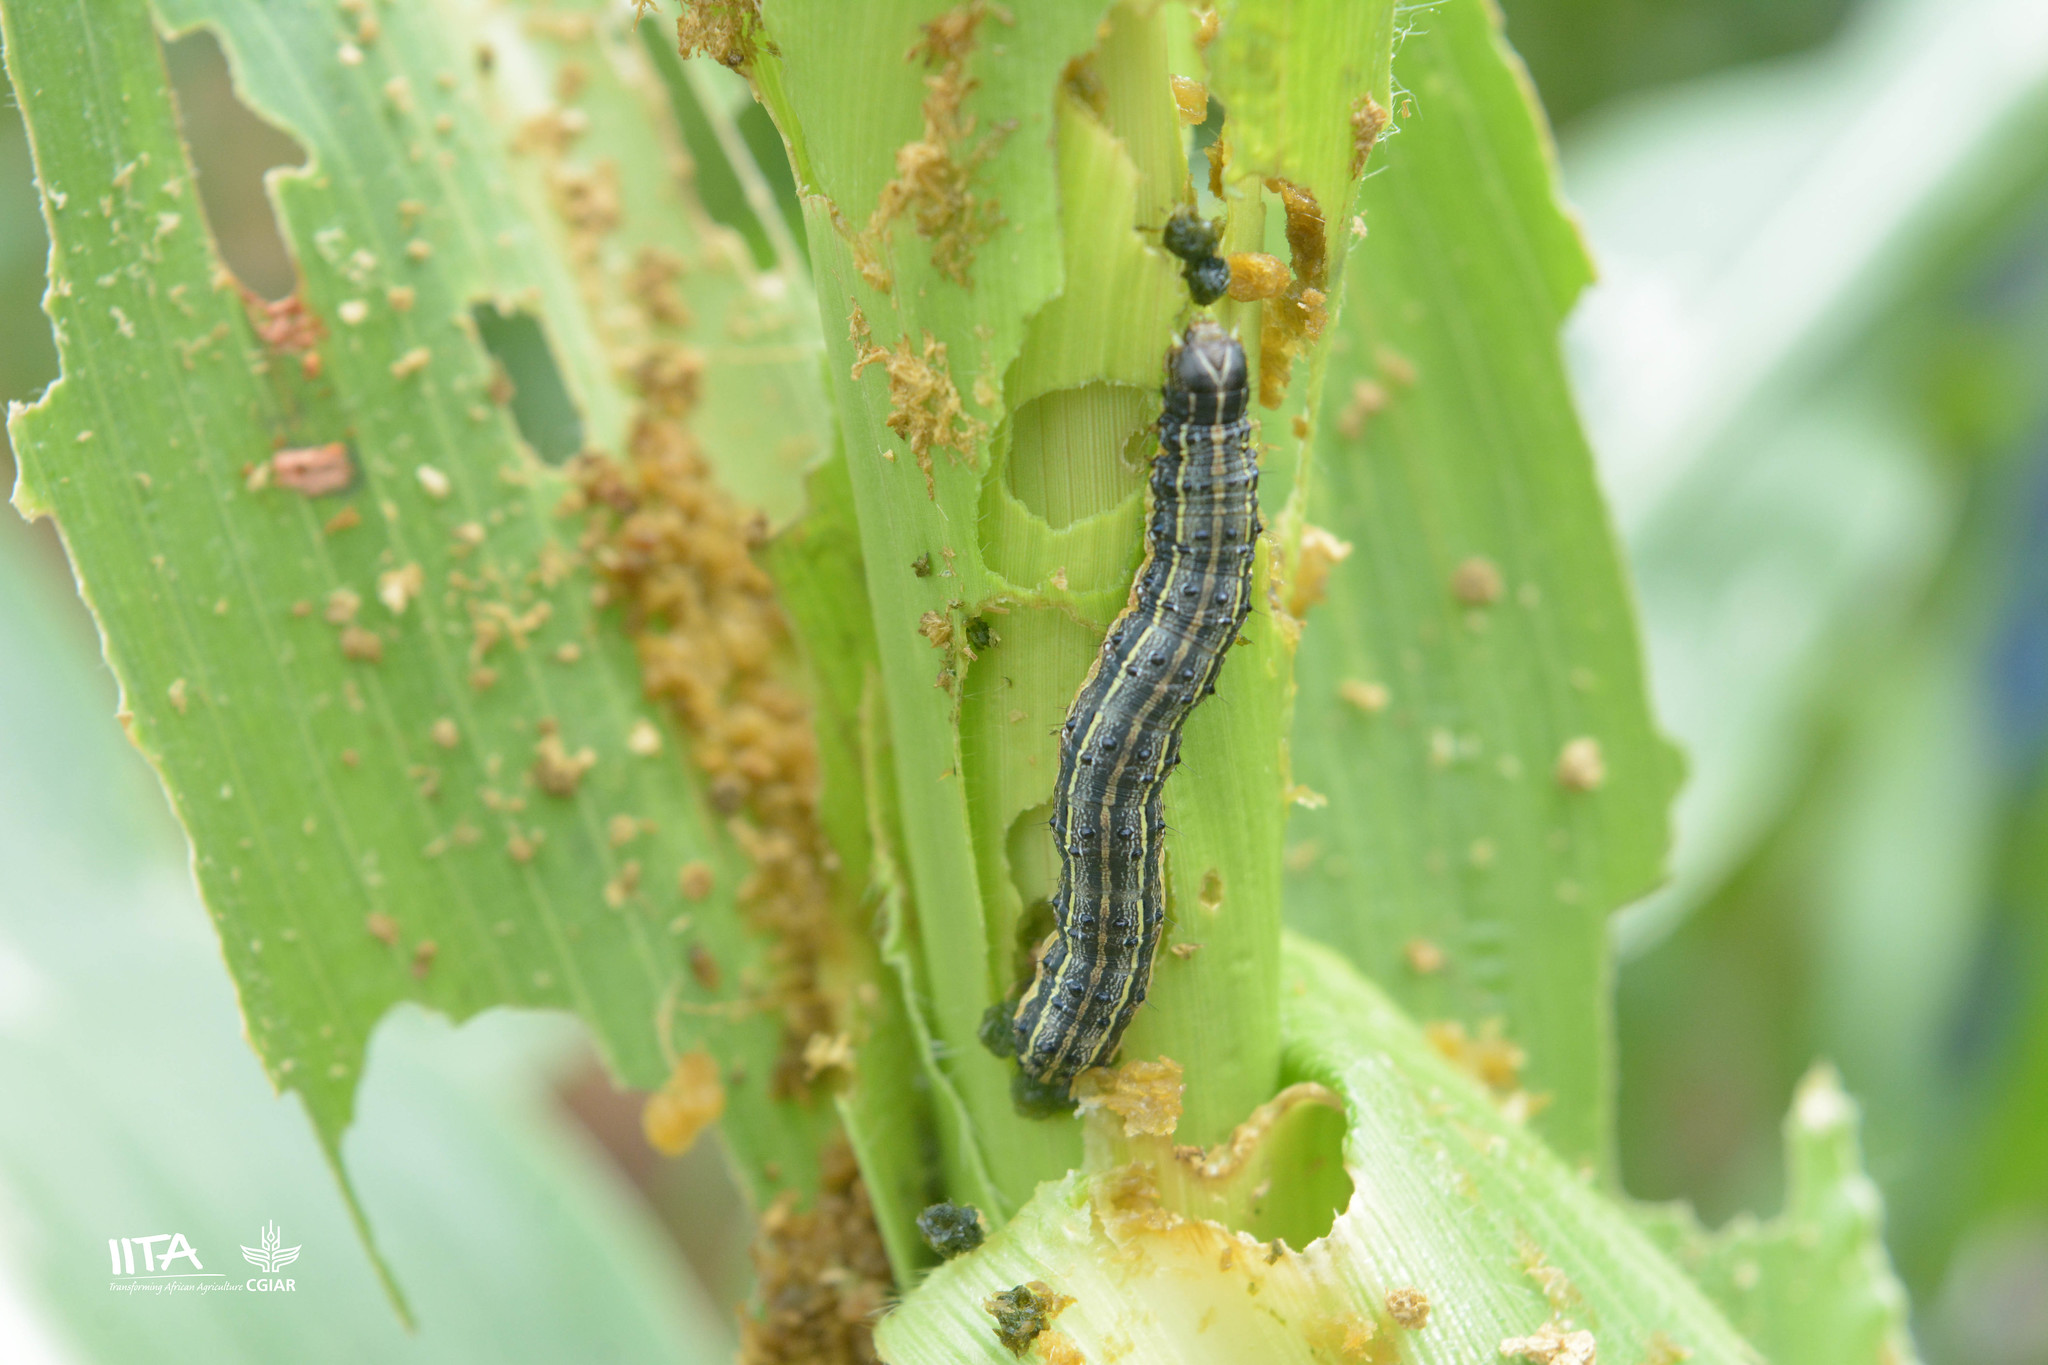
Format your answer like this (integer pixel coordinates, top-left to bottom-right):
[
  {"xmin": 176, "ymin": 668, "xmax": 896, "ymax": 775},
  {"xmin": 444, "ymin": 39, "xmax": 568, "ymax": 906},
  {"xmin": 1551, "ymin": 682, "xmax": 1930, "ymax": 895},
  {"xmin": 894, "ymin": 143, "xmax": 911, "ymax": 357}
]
[{"xmin": 1007, "ymin": 318, "xmax": 1259, "ymax": 1099}]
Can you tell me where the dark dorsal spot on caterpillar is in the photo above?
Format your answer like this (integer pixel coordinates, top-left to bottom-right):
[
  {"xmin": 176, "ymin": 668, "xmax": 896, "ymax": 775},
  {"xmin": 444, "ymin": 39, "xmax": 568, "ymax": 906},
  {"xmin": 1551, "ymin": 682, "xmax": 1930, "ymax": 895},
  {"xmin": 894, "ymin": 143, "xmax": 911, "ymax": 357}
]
[
  {"xmin": 1161, "ymin": 206, "xmax": 1231, "ymax": 306},
  {"xmin": 1006, "ymin": 320, "xmax": 1258, "ymax": 1105}
]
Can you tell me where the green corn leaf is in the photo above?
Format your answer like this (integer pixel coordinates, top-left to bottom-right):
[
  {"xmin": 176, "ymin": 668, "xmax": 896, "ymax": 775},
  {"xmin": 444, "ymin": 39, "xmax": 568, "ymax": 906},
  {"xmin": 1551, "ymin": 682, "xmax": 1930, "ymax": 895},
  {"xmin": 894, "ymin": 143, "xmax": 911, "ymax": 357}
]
[
  {"xmin": 767, "ymin": 449, "xmax": 941, "ymax": 1283},
  {"xmin": 750, "ymin": 0, "xmax": 1396, "ymax": 1216},
  {"xmin": 0, "ymin": 518, "xmax": 736, "ymax": 1365},
  {"xmin": 754, "ymin": 0, "xmax": 1162, "ymax": 1213},
  {"xmin": 1634, "ymin": 1067, "xmax": 1922, "ymax": 1365},
  {"xmin": 2, "ymin": 0, "xmax": 849, "ymax": 1265},
  {"xmin": 1285, "ymin": 0, "xmax": 1682, "ymax": 1174}
]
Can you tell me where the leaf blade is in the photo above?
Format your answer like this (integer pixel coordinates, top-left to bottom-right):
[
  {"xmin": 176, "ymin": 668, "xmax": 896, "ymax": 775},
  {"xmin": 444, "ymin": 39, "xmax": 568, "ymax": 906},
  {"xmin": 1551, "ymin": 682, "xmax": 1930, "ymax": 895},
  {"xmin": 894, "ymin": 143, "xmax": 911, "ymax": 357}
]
[
  {"xmin": 1286, "ymin": 0, "xmax": 1682, "ymax": 1173},
  {"xmin": 3, "ymin": 0, "xmax": 844, "ymax": 1249}
]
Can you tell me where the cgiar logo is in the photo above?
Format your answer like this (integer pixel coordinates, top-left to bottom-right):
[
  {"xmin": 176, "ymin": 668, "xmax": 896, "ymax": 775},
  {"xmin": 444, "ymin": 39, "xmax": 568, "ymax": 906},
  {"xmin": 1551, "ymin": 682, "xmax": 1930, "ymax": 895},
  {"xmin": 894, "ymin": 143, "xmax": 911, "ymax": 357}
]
[{"xmin": 240, "ymin": 1221, "xmax": 301, "ymax": 1284}]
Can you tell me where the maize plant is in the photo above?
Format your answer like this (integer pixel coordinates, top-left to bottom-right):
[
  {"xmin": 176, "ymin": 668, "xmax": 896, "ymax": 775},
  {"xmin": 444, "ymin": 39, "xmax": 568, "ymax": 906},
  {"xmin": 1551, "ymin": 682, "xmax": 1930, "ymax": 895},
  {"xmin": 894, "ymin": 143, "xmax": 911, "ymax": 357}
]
[{"xmin": 2, "ymin": 0, "xmax": 1926, "ymax": 1360}]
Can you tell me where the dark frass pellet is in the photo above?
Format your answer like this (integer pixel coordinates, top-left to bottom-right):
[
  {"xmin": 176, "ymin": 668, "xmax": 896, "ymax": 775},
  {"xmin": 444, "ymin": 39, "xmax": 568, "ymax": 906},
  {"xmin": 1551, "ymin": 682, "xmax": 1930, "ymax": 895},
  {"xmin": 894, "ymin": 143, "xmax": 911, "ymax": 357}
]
[
  {"xmin": 1160, "ymin": 205, "xmax": 1223, "ymax": 264},
  {"xmin": 977, "ymin": 998, "xmax": 1019, "ymax": 1059},
  {"xmin": 984, "ymin": 1281, "xmax": 1068, "ymax": 1356},
  {"xmin": 1183, "ymin": 253, "xmax": 1232, "ymax": 305},
  {"xmin": 1011, "ymin": 1067, "xmax": 1077, "ymax": 1119},
  {"xmin": 916, "ymin": 1202, "xmax": 986, "ymax": 1259}
]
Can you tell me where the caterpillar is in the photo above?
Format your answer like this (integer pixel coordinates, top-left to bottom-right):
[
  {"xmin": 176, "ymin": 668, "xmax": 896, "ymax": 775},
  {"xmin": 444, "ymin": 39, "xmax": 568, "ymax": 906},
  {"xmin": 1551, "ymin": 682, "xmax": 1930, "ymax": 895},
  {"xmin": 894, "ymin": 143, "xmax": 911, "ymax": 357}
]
[{"xmin": 1007, "ymin": 318, "xmax": 1259, "ymax": 1099}]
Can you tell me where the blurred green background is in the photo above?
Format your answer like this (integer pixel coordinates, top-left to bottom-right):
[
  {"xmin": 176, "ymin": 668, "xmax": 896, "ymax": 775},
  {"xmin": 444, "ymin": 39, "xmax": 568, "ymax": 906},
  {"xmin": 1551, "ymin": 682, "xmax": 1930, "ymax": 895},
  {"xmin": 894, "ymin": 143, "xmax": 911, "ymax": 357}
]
[{"xmin": 3, "ymin": 0, "xmax": 2046, "ymax": 1360}]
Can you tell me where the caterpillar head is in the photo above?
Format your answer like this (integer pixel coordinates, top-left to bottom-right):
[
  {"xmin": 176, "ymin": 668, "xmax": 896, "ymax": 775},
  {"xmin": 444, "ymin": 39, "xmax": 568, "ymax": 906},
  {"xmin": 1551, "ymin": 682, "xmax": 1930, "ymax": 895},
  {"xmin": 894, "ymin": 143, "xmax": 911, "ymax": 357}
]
[{"xmin": 1170, "ymin": 318, "xmax": 1247, "ymax": 394}]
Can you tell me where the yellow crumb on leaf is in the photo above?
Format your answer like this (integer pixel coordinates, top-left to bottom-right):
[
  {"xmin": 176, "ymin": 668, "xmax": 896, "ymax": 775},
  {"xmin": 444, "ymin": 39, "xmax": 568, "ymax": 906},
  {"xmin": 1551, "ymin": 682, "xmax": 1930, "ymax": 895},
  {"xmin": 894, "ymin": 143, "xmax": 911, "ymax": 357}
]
[
  {"xmin": 1403, "ymin": 939, "xmax": 1446, "ymax": 974},
  {"xmin": 1339, "ymin": 678, "xmax": 1390, "ymax": 713},
  {"xmin": 802, "ymin": 1030, "xmax": 855, "ymax": 1081},
  {"xmin": 678, "ymin": 860, "xmax": 715, "ymax": 900},
  {"xmin": 1425, "ymin": 1018, "xmax": 1528, "ymax": 1097},
  {"xmin": 851, "ymin": 311, "xmax": 988, "ymax": 499},
  {"xmin": 642, "ymin": 1050, "xmax": 725, "ymax": 1157},
  {"xmin": 1385, "ymin": 1285, "xmax": 1431, "ymax": 1329},
  {"xmin": 1307, "ymin": 1312, "xmax": 1376, "ymax": 1361},
  {"xmin": 1554, "ymin": 736, "xmax": 1605, "ymax": 792},
  {"xmin": 1337, "ymin": 378, "xmax": 1387, "ymax": 438},
  {"xmin": 532, "ymin": 729, "xmax": 597, "ymax": 797},
  {"xmin": 1351, "ymin": 93, "xmax": 1391, "ymax": 178},
  {"xmin": 1074, "ymin": 1056, "xmax": 1183, "ymax": 1138},
  {"xmin": 1038, "ymin": 1331, "xmax": 1086, "ymax": 1365},
  {"xmin": 1287, "ymin": 524, "xmax": 1352, "ymax": 616},
  {"xmin": 1500, "ymin": 1324, "xmax": 1596, "ymax": 1365},
  {"xmin": 1451, "ymin": 556, "xmax": 1503, "ymax": 605},
  {"xmin": 1226, "ymin": 251, "xmax": 1292, "ymax": 302},
  {"xmin": 377, "ymin": 562, "xmax": 425, "ymax": 614},
  {"xmin": 339, "ymin": 625, "xmax": 383, "ymax": 663}
]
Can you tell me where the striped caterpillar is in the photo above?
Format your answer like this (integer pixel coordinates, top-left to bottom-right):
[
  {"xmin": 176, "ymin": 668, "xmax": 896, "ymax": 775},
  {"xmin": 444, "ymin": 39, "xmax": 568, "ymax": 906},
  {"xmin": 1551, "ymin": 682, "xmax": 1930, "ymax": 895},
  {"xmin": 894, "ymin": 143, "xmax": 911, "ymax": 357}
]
[{"xmin": 1007, "ymin": 318, "xmax": 1259, "ymax": 1100}]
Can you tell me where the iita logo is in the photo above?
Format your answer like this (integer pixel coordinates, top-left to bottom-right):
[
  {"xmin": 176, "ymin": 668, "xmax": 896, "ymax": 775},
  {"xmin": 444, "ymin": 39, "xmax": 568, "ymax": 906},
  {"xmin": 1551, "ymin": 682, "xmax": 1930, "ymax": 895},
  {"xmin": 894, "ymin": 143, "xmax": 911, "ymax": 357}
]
[{"xmin": 108, "ymin": 1233, "xmax": 206, "ymax": 1278}]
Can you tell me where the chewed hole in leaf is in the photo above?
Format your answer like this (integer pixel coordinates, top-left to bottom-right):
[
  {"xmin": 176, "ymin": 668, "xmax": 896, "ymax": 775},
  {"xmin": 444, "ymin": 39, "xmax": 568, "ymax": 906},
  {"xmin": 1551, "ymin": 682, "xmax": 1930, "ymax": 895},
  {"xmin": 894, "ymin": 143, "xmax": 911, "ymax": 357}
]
[
  {"xmin": 471, "ymin": 305, "xmax": 585, "ymax": 464},
  {"xmin": 1250, "ymin": 1094, "xmax": 1352, "ymax": 1249},
  {"xmin": 1187, "ymin": 1082, "xmax": 1353, "ymax": 1249},
  {"xmin": 1002, "ymin": 384, "xmax": 1153, "ymax": 530},
  {"xmin": 162, "ymin": 27, "xmax": 306, "ymax": 301}
]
